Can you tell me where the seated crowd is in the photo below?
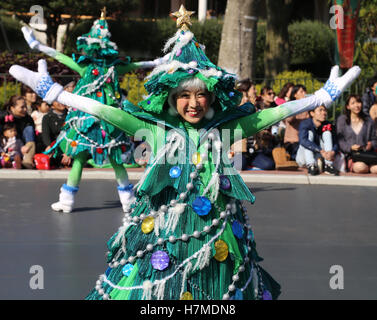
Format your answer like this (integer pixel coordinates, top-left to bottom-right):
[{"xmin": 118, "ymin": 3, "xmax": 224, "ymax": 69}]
[{"xmin": 1, "ymin": 77, "xmax": 377, "ymax": 175}]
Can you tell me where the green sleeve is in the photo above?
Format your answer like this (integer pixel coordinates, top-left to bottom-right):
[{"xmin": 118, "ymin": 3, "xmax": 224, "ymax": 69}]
[
  {"xmin": 221, "ymin": 94, "xmax": 320, "ymax": 143},
  {"xmin": 54, "ymin": 52, "xmax": 86, "ymax": 77},
  {"xmin": 115, "ymin": 62, "xmax": 139, "ymax": 75}
]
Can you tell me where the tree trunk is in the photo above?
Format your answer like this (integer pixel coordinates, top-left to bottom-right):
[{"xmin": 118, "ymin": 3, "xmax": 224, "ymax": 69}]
[
  {"xmin": 264, "ymin": 0, "xmax": 294, "ymax": 83},
  {"xmin": 218, "ymin": 0, "xmax": 260, "ymax": 79}
]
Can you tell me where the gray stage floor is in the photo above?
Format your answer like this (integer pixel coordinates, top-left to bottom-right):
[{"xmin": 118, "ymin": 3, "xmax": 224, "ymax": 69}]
[{"xmin": 0, "ymin": 179, "xmax": 376, "ymax": 300}]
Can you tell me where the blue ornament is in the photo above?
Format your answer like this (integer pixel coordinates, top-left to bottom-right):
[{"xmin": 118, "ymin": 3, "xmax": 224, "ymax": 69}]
[
  {"xmin": 219, "ymin": 175, "xmax": 231, "ymax": 190},
  {"xmin": 233, "ymin": 289, "xmax": 243, "ymax": 300},
  {"xmin": 169, "ymin": 166, "xmax": 182, "ymax": 178},
  {"xmin": 151, "ymin": 251, "xmax": 170, "ymax": 271},
  {"xmin": 262, "ymin": 290, "xmax": 272, "ymax": 300},
  {"xmin": 232, "ymin": 221, "xmax": 244, "ymax": 239},
  {"xmin": 122, "ymin": 263, "xmax": 134, "ymax": 277},
  {"xmin": 192, "ymin": 196, "xmax": 212, "ymax": 216},
  {"xmin": 105, "ymin": 267, "xmax": 112, "ymax": 277},
  {"xmin": 229, "ymin": 91, "xmax": 235, "ymax": 97},
  {"xmin": 147, "ymin": 100, "xmax": 151, "ymax": 105}
]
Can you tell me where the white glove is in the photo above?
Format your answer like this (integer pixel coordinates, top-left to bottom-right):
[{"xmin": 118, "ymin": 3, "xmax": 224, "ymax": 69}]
[
  {"xmin": 9, "ymin": 60, "xmax": 63, "ymax": 104},
  {"xmin": 22, "ymin": 26, "xmax": 40, "ymax": 50},
  {"xmin": 314, "ymin": 65, "xmax": 361, "ymax": 107}
]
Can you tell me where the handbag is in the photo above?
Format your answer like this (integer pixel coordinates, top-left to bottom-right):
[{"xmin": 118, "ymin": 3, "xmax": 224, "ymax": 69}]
[{"xmin": 351, "ymin": 151, "xmax": 377, "ymax": 165}]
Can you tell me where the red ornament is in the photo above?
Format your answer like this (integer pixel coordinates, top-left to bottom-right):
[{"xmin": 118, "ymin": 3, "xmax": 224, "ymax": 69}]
[
  {"xmin": 100, "ymin": 26, "xmax": 104, "ymax": 29},
  {"xmin": 92, "ymin": 69, "xmax": 99, "ymax": 76},
  {"xmin": 105, "ymin": 77, "xmax": 112, "ymax": 83},
  {"xmin": 121, "ymin": 145, "xmax": 127, "ymax": 153},
  {"xmin": 96, "ymin": 148, "xmax": 103, "ymax": 154},
  {"xmin": 96, "ymin": 91, "xmax": 103, "ymax": 97}
]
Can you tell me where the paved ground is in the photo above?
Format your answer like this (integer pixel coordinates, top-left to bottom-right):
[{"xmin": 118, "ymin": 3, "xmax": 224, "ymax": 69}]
[{"xmin": 0, "ymin": 179, "xmax": 376, "ymax": 300}]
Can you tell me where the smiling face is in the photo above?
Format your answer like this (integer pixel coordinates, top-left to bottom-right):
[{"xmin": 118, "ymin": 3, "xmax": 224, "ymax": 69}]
[
  {"xmin": 346, "ymin": 96, "xmax": 362, "ymax": 115},
  {"xmin": 10, "ymin": 98, "xmax": 27, "ymax": 117},
  {"xmin": 175, "ymin": 89, "xmax": 210, "ymax": 124}
]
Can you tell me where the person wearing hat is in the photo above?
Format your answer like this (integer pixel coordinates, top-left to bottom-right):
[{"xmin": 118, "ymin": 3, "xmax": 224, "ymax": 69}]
[
  {"xmin": 12, "ymin": 5, "xmax": 361, "ymax": 300},
  {"xmin": 21, "ymin": 9, "xmax": 164, "ymax": 213}
]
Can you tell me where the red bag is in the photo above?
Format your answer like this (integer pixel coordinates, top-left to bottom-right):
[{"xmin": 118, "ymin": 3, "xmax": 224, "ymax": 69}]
[{"xmin": 34, "ymin": 153, "xmax": 51, "ymax": 170}]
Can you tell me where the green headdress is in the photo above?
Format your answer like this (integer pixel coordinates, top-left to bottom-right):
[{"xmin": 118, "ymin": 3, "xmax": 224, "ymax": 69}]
[
  {"xmin": 76, "ymin": 7, "xmax": 119, "ymax": 58},
  {"xmin": 138, "ymin": 5, "xmax": 242, "ymax": 114}
]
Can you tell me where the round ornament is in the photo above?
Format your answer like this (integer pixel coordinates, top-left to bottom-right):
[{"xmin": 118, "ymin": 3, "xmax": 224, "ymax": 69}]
[
  {"xmin": 141, "ymin": 216, "xmax": 155, "ymax": 234},
  {"xmin": 169, "ymin": 166, "xmax": 182, "ymax": 178},
  {"xmin": 180, "ymin": 292, "xmax": 193, "ymax": 300},
  {"xmin": 192, "ymin": 196, "xmax": 211, "ymax": 216},
  {"xmin": 151, "ymin": 251, "xmax": 170, "ymax": 271},
  {"xmin": 122, "ymin": 263, "xmax": 134, "ymax": 277},
  {"xmin": 219, "ymin": 175, "xmax": 231, "ymax": 190},
  {"xmin": 92, "ymin": 69, "xmax": 99, "ymax": 76},
  {"xmin": 232, "ymin": 221, "xmax": 244, "ymax": 239},
  {"xmin": 262, "ymin": 290, "xmax": 272, "ymax": 300},
  {"xmin": 105, "ymin": 77, "xmax": 112, "ymax": 83},
  {"xmin": 96, "ymin": 148, "xmax": 103, "ymax": 154},
  {"xmin": 96, "ymin": 91, "xmax": 102, "ymax": 98},
  {"xmin": 192, "ymin": 152, "xmax": 201, "ymax": 165},
  {"xmin": 115, "ymin": 92, "xmax": 120, "ymax": 99},
  {"xmin": 214, "ymin": 240, "xmax": 229, "ymax": 262},
  {"xmin": 70, "ymin": 141, "xmax": 78, "ymax": 147},
  {"xmin": 232, "ymin": 289, "xmax": 243, "ymax": 300}
]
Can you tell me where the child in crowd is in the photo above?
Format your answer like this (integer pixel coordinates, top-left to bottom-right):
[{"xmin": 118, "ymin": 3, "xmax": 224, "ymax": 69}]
[
  {"xmin": 0, "ymin": 123, "xmax": 23, "ymax": 169},
  {"xmin": 31, "ymin": 99, "xmax": 50, "ymax": 135}
]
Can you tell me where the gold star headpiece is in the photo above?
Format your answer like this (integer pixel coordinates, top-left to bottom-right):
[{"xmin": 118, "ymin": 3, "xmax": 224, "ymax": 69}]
[
  {"xmin": 100, "ymin": 7, "xmax": 107, "ymax": 20},
  {"xmin": 172, "ymin": 5, "xmax": 195, "ymax": 31}
]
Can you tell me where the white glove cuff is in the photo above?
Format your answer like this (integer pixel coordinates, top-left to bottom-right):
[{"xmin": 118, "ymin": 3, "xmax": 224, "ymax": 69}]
[
  {"xmin": 44, "ymin": 83, "xmax": 64, "ymax": 104},
  {"xmin": 314, "ymin": 88, "xmax": 333, "ymax": 108},
  {"xmin": 29, "ymin": 40, "xmax": 39, "ymax": 50}
]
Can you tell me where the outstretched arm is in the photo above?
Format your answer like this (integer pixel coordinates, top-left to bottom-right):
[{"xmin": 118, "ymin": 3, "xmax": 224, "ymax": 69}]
[
  {"xmin": 9, "ymin": 60, "xmax": 148, "ymax": 137},
  {"xmin": 22, "ymin": 26, "xmax": 86, "ymax": 77},
  {"xmin": 116, "ymin": 54, "xmax": 171, "ymax": 75},
  {"xmin": 223, "ymin": 66, "xmax": 361, "ymax": 142}
]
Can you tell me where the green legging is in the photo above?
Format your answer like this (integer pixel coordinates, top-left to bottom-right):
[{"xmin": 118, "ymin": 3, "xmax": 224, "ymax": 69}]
[{"xmin": 66, "ymin": 151, "xmax": 129, "ymax": 188}]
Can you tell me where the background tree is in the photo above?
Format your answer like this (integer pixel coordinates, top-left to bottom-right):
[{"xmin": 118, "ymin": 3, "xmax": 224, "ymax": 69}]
[
  {"xmin": 263, "ymin": 0, "xmax": 294, "ymax": 83},
  {"xmin": 0, "ymin": 0, "xmax": 138, "ymax": 49},
  {"xmin": 218, "ymin": 0, "xmax": 260, "ymax": 79}
]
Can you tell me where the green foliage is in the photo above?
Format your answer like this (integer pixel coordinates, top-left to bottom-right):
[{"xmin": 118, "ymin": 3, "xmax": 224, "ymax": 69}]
[
  {"xmin": 354, "ymin": 0, "xmax": 377, "ymax": 79},
  {"xmin": 254, "ymin": 69, "xmax": 325, "ymax": 96},
  {"xmin": 120, "ymin": 73, "xmax": 148, "ymax": 106},
  {"xmin": 288, "ymin": 20, "xmax": 335, "ymax": 65},
  {"xmin": 0, "ymin": 81, "xmax": 20, "ymax": 110}
]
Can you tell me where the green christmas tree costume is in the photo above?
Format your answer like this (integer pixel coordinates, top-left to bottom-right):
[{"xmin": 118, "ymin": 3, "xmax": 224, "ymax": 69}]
[
  {"xmin": 22, "ymin": 11, "xmax": 162, "ymax": 212},
  {"xmin": 12, "ymin": 5, "xmax": 361, "ymax": 300}
]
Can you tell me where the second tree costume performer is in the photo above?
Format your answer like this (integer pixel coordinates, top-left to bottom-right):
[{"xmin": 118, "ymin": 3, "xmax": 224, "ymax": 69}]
[
  {"xmin": 11, "ymin": 6, "xmax": 360, "ymax": 300},
  {"xmin": 22, "ymin": 8, "xmax": 164, "ymax": 213}
]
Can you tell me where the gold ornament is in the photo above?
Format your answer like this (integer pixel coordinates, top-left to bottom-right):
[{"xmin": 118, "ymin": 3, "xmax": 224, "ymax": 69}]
[
  {"xmin": 192, "ymin": 152, "xmax": 201, "ymax": 165},
  {"xmin": 214, "ymin": 240, "xmax": 229, "ymax": 262},
  {"xmin": 141, "ymin": 216, "xmax": 155, "ymax": 234},
  {"xmin": 171, "ymin": 5, "xmax": 195, "ymax": 31},
  {"xmin": 180, "ymin": 291, "xmax": 193, "ymax": 300}
]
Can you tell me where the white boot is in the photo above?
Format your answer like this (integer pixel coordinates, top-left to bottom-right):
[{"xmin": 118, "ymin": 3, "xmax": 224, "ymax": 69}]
[
  {"xmin": 118, "ymin": 184, "xmax": 136, "ymax": 212},
  {"xmin": 51, "ymin": 184, "xmax": 78, "ymax": 213}
]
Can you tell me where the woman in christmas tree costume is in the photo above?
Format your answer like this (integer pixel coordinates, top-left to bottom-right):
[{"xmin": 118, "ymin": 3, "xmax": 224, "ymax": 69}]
[
  {"xmin": 11, "ymin": 6, "xmax": 360, "ymax": 300},
  {"xmin": 22, "ymin": 9, "xmax": 165, "ymax": 213}
]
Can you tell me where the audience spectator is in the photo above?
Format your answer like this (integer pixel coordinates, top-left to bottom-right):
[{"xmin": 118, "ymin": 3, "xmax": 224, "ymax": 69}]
[
  {"xmin": 296, "ymin": 105, "xmax": 339, "ymax": 175},
  {"xmin": 255, "ymin": 86, "xmax": 276, "ymax": 110},
  {"xmin": 0, "ymin": 95, "xmax": 36, "ymax": 168},
  {"xmin": 362, "ymin": 77, "xmax": 377, "ymax": 117},
  {"xmin": 236, "ymin": 79, "xmax": 258, "ymax": 105},
  {"xmin": 283, "ymin": 84, "xmax": 309, "ymax": 160},
  {"xmin": 0, "ymin": 123, "xmax": 23, "ymax": 169},
  {"xmin": 336, "ymin": 94, "xmax": 377, "ymax": 174},
  {"xmin": 275, "ymin": 82, "xmax": 294, "ymax": 106},
  {"xmin": 21, "ymin": 85, "xmax": 38, "ymax": 116},
  {"xmin": 31, "ymin": 99, "xmax": 50, "ymax": 153},
  {"xmin": 248, "ymin": 129, "xmax": 276, "ymax": 170}
]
